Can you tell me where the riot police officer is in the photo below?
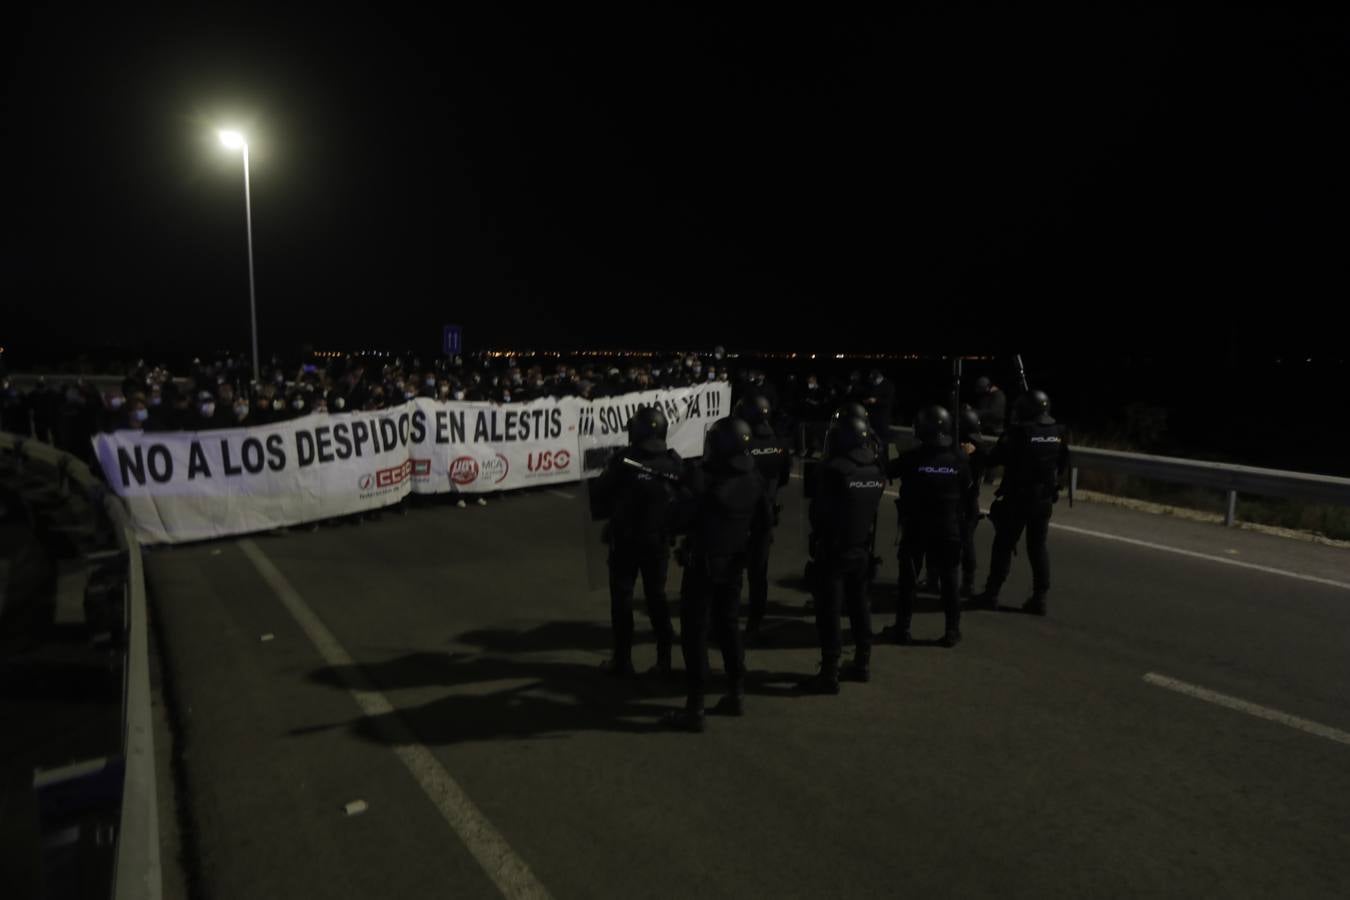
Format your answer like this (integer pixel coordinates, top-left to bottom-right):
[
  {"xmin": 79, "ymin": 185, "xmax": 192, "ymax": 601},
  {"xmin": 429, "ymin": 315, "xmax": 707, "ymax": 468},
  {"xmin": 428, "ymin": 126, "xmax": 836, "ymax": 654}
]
[
  {"xmin": 737, "ymin": 395, "xmax": 792, "ymax": 644},
  {"xmin": 797, "ymin": 415, "xmax": 885, "ymax": 693},
  {"xmin": 590, "ymin": 406, "xmax": 682, "ymax": 677},
  {"xmin": 957, "ymin": 405, "xmax": 987, "ymax": 598},
  {"xmin": 665, "ymin": 417, "xmax": 771, "ymax": 732},
  {"xmin": 971, "ymin": 390, "xmax": 1070, "ymax": 615},
  {"xmin": 883, "ymin": 406, "xmax": 973, "ymax": 647}
]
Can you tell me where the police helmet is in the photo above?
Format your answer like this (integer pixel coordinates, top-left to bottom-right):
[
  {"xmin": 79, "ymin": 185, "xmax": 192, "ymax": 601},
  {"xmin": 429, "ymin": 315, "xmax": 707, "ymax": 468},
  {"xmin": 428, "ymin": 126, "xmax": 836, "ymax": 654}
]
[
  {"xmin": 831, "ymin": 401, "xmax": 868, "ymax": 424},
  {"xmin": 704, "ymin": 416, "xmax": 752, "ymax": 460},
  {"xmin": 958, "ymin": 405, "xmax": 982, "ymax": 441},
  {"xmin": 916, "ymin": 405, "xmax": 954, "ymax": 448},
  {"xmin": 825, "ymin": 415, "xmax": 871, "ymax": 458},
  {"xmin": 1015, "ymin": 389, "xmax": 1051, "ymax": 423},
  {"xmin": 734, "ymin": 394, "xmax": 772, "ymax": 427},
  {"xmin": 973, "ymin": 376, "xmax": 991, "ymax": 394},
  {"xmin": 627, "ymin": 405, "xmax": 669, "ymax": 452}
]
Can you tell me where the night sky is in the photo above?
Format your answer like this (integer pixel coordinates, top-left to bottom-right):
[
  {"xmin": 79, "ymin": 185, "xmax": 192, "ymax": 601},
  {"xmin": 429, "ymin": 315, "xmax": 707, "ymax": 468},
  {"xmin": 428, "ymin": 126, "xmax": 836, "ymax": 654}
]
[{"xmin": 6, "ymin": 7, "xmax": 1348, "ymax": 359}]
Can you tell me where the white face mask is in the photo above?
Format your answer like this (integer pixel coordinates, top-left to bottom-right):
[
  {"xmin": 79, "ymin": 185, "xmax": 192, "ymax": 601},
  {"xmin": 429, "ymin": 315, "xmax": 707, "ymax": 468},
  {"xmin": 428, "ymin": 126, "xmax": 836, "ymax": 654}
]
[
  {"xmin": 333, "ymin": 397, "xmax": 346, "ymax": 410},
  {"xmin": 108, "ymin": 396, "xmax": 125, "ymax": 410},
  {"xmin": 200, "ymin": 403, "xmax": 216, "ymax": 417},
  {"xmin": 272, "ymin": 399, "xmax": 285, "ymax": 411},
  {"xmin": 501, "ymin": 390, "xmax": 512, "ymax": 402},
  {"xmin": 133, "ymin": 408, "xmax": 149, "ymax": 423},
  {"xmin": 234, "ymin": 405, "xmax": 249, "ymax": 418},
  {"xmin": 292, "ymin": 398, "xmax": 305, "ymax": 411},
  {"xmin": 403, "ymin": 390, "xmax": 415, "ymax": 400},
  {"xmin": 453, "ymin": 390, "xmax": 465, "ymax": 401},
  {"xmin": 149, "ymin": 395, "xmax": 162, "ymax": 406}
]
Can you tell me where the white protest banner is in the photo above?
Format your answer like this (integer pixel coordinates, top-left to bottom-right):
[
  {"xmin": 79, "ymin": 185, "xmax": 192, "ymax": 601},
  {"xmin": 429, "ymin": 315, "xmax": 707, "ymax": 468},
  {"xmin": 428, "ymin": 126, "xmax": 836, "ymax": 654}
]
[
  {"xmin": 576, "ymin": 383, "xmax": 730, "ymax": 474},
  {"xmin": 93, "ymin": 408, "xmax": 417, "ymax": 544},
  {"xmin": 94, "ymin": 384, "xmax": 733, "ymax": 543}
]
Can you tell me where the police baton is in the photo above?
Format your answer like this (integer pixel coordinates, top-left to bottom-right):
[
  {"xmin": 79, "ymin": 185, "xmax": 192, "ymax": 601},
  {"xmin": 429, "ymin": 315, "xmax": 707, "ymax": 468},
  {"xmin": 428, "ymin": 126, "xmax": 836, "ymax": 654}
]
[{"xmin": 621, "ymin": 455, "xmax": 684, "ymax": 484}]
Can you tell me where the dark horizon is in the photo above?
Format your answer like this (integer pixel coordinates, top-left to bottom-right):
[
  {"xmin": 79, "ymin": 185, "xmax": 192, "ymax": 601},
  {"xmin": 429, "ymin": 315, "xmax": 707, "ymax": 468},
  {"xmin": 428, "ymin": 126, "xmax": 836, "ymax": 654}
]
[{"xmin": 7, "ymin": 8, "xmax": 1348, "ymax": 358}]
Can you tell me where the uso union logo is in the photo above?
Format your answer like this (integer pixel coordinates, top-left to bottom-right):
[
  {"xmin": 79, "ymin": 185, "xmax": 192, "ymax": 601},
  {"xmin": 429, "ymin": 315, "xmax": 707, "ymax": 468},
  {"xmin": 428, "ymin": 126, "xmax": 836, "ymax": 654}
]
[
  {"xmin": 526, "ymin": 449, "xmax": 572, "ymax": 474},
  {"xmin": 449, "ymin": 456, "xmax": 479, "ymax": 485}
]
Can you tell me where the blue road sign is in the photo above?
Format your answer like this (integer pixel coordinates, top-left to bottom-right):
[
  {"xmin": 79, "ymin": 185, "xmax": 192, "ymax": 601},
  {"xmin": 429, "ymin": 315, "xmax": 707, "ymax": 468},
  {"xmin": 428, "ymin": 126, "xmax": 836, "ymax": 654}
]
[{"xmin": 443, "ymin": 324, "xmax": 462, "ymax": 356}]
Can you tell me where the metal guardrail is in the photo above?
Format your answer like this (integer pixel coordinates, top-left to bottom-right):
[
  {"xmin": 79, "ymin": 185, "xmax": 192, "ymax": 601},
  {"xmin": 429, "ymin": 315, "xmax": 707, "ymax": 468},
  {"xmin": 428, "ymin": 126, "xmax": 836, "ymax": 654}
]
[
  {"xmin": 887, "ymin": 425, "xmax": 1350, "ymax": 526},
  {"xmin": 0, "ymin": 431, "xmax": 162, "ymax": 900}
]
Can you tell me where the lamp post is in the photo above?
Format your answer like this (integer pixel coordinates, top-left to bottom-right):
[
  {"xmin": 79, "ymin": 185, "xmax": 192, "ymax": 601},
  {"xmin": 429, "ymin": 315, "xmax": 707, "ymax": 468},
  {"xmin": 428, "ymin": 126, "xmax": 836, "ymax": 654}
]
[{"xmin": 219, "ymin": 130, "xmax": 260, "ymax": 383}]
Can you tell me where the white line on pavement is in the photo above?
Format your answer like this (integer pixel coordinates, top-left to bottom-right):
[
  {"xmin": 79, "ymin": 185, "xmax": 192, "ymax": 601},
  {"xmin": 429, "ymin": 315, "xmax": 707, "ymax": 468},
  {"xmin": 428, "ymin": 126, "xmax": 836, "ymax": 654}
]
[
  {"xmin": 1052, "ymin": 524, "xmax": 1350, "ymax": 592},
  {"xmin": 789, "ymin": 471, "xmax": 1348, "ymax": 591},
  {"xmin": 546, "ymin": 490, "xmax": 575, "ymax": 500},
  {"xmin": 238, "ymin": 539, "xmax": 552, "ymax": 900},
  {"xmin": 1143, "ymin": 673, "xmax": 1350, "ymax": 747}
]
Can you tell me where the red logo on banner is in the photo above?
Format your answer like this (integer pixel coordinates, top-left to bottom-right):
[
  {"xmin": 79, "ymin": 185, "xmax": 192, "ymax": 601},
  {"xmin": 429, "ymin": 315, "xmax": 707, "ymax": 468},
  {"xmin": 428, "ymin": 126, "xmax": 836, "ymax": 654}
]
[
  {"xmin": 450, "ymin": 456, "xmax": 479, "ymax": 485},
  {"xmin": 376, "ymin": 459, "xmax": 415, "ymax": 488},
  {"xmin": 358, "ymin": 474, "xmax": 373, "ymax": 491},
  {"xmin": 527, "ymin": 449, "xmax": 573, "ymax": 474}
]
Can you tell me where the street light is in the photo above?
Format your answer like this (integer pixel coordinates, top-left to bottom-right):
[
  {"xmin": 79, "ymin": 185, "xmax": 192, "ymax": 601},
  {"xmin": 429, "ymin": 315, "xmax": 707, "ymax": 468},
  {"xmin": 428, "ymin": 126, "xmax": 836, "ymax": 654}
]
[{"xmin": 219, "ymin": 130, "xmax": 260, "ymax": 382}]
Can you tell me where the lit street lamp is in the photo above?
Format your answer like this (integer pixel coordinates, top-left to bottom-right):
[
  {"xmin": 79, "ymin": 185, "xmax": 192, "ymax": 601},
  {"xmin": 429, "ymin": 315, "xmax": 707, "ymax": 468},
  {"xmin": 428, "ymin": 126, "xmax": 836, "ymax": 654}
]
[{"xmin": 219, "ymin": 130, "xmax": 260, "ymax": 382}]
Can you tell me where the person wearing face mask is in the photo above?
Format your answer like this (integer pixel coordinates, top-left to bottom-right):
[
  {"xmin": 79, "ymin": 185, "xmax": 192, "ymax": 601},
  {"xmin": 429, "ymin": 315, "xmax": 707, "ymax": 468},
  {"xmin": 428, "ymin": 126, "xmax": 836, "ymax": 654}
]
[
  {"xmin": 231, "ymin": 396, "xmax": 252, "ymax": 424},
  {"xmin": 289, "ymin": 391, "xmax": 309, "ymax": 417},
  {"xmin": 194, "ymin": 392, "xmax": 219, "ymax": 430},
  {"xmin": 855, "ymin": 369, "xmax": 896, "ymax": 464},
  {"xmin": 793, "ymin": 372, "xmax": 826, "ymax": 458},
  {"xmin": 122, "ymin": 396, "xmax": 151, "ymax": 431},
  {"xmin": 99, "ymin": 391, "xmax": 127, "ymax": 433}
]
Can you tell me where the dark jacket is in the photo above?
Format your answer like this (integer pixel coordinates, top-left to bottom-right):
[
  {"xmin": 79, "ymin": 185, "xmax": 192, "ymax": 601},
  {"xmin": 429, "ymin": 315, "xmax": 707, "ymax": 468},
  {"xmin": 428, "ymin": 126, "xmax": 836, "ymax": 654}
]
[
  {"xmin": 747, "ymin": 424, "xmax": 792, "ymax": 521},
  {"xmin": 889, "ymin": 444, "xmax": 974, "ymax": 543},
  {"xmin": 676, "ymin": 455, "xmax": 770, "ymax": 567},
  {"xmin": 591, "ymin": 445, "xmax": 684, "ymax": 552},
  {"xmin": 988, "ymin": 418, "xmax": 1070, "ymax": 505},
  {"xmin": 809, "ymin": 448, "xmax": 885, "ymax": 560}
]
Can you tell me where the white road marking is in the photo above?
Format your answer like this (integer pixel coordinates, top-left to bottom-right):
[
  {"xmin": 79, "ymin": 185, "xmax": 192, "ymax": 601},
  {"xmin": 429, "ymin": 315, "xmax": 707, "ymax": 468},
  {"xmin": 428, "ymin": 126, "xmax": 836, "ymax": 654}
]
[
  {"xmin": 1051, "ymin": 523, "xmax": 1350, "ymax": 591},
  {"xmin": 546, "ymin": 490, "xmax": 575, "ymax": 500},
  {"xmin": 238, "ymin": 539, "xmax": 552, "ymax": 900},
  {"xmin": 1143, "ymin": 673, "xmax": 1350, "ymax": 747},
  {"xmin": 790, "ymin": 469, "xmax": 1348, "ymax": 589}
]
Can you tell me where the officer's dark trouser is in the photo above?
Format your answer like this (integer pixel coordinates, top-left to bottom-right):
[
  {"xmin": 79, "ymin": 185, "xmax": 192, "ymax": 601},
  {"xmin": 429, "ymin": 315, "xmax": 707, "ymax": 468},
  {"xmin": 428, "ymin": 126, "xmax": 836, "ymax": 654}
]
[
  {"xmin": 960, "ymin": 518, "xmax": 979, "ymax": 587},
  {"xmin": 813, "ymin": 552, "xmax": 872, "ymax": 661},
  {"xmin": 608, "ymin": 545, "xmax": 674, "ymax": 663},
  {"xmin": 985, "ymin": 501, "xmax": 1052, "ymax": 597},
  {"xmin": 680, "ymin": 555, "xmax": 746, "ymax": 708},
  {"xmin": 898, "ymin": 538, "xmax": 960, "ymax": 633},
  {"xmin": 745, "ymin": 529, "xmax": 773, "ymax": 626}
]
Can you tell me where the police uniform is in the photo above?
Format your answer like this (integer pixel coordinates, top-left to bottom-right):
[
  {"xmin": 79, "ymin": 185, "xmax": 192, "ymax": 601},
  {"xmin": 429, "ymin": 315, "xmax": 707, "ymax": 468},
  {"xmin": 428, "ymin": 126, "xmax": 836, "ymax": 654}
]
[
  {"xmin": 666, "ymin": 418, "xmax": 771, "ymax": 731},
  {"xmin": 737, "ymin": 396, "xmax": 792, "ymax": 642},
  {"xmin": 974, "ymin": 390, "xmax": 1070, "ymax": 615},
  {"xmin": 798, "ymin": 416, "xmax": 885, "ymax": 693},
  {"xmin": 590, "ymin": 409, "xmax": 682, "ymax": 676},
  {"xmin": 957, "ymin": 406, "xmax": 988, "ymax": 598},
  {"xmin": 886, "ymin": 406, "xmax": 973, "ymax": 647}
]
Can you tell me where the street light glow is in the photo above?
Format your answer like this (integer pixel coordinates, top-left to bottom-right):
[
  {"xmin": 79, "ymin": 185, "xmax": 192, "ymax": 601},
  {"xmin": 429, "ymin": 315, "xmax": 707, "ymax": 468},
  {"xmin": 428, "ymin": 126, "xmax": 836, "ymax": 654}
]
[{"xmin": 219, "ymin": 130, "xmax": 246, "ymax": 150}]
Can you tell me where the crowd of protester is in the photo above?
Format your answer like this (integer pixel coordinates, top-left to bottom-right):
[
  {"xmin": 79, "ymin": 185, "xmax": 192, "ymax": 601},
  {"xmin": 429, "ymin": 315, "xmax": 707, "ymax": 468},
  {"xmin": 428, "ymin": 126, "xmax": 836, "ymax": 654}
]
[{"xmin": 1, "ymin": 348, "xmax": 1010, "ymax": 468}]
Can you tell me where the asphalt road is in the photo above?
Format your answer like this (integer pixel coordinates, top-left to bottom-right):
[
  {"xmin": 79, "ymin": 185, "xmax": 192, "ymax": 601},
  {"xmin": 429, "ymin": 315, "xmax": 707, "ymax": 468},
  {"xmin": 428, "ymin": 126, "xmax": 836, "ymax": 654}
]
[{"xmin": 145, "ymin": 475, "xmax": 1350, "ymax": 899}]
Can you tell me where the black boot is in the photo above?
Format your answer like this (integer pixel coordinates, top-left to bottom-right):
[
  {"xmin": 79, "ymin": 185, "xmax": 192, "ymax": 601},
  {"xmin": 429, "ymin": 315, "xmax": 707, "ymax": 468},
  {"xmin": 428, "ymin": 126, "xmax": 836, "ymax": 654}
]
[
  {"xmin": 599, "ymin": 655, "xmax": 637, "ymax": 678},
  {"xmin": 711, "ymin": 678, "xmax": 745, "ymax": 716},
  {"xmin": 879, "ymin": 624, "xmax": 913, "ymax": 645},
  {"xmin": 743, "ymin": 616, "xmax": 763, "ymax": 647},
  {"xmin": 841, "ymin": 647, "xmax": 871, "ymax": 683},
  {"xmin": 648, "ymin": 642, "xmax": 673, "ymax": 678},
  {"xmin": 1022, "ymin": 594, "xmax": 1047, "ymax": 616},
  {"xmin": 664, "ymin": 699, "xmax": 706, "ymax": 732},
  {"xmin": 940, "ymin": 618, "xmax": 962, "ymax": 648},
  {"xmin": 967, "ymin": 589, "xmax": 998, "ymax": 610},
  {"xmin": 795, "ymin": 658, "xmax": 841, "ymax": 695}
]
